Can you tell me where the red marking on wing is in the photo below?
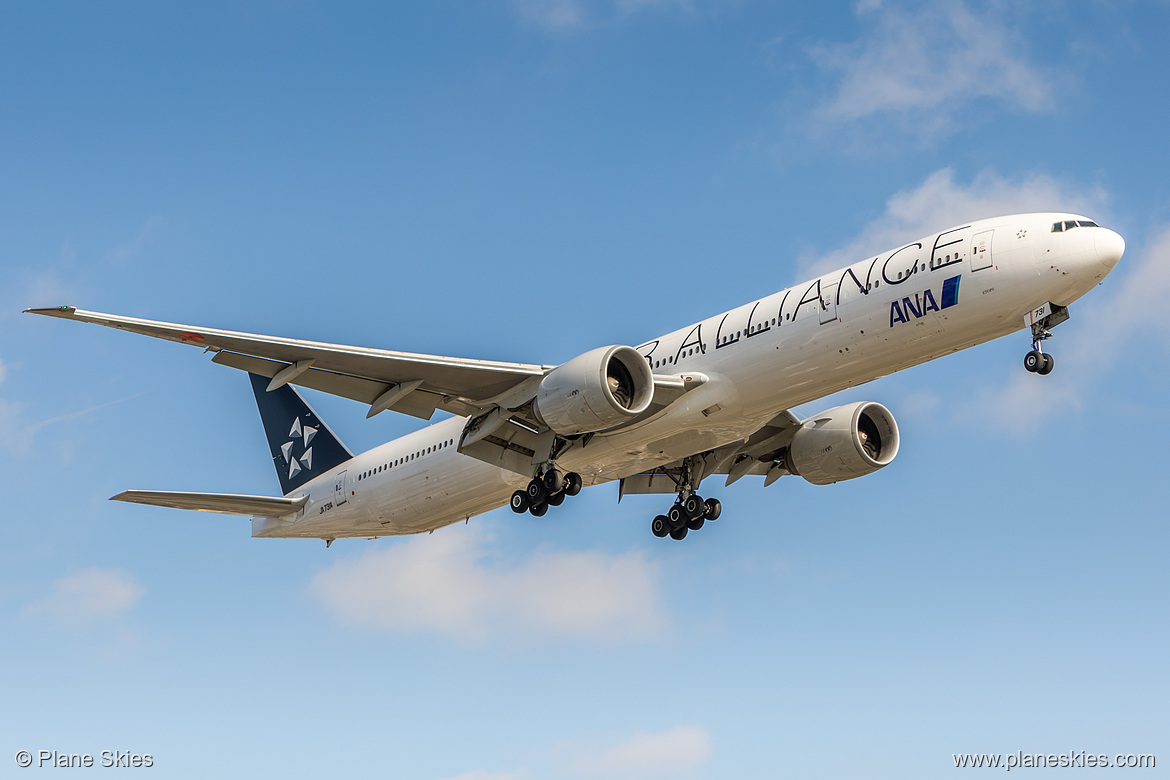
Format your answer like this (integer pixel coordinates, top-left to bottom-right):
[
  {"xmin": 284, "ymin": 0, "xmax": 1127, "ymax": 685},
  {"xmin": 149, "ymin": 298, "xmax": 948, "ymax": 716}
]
[{"xmin": 179, "ymin": 332, "xmax": 205, "ymax": 343}]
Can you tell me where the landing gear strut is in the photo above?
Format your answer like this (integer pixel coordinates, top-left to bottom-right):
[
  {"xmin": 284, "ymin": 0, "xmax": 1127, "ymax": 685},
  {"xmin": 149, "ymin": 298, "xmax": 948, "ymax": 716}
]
[
  {"xmin": 510, "ymin": 467, "xmax": 583, "ymax": 518},
  {"xmin": 657, "ymin": 494, "xmax": 721, "ymax": 541},
  {"xmin": 1023, "ymin": 303, "xmax": 1068, "ymax": 376},
  {"xmin": 649, "ymin": 456, "xmax": 721, "ymax": 541}
]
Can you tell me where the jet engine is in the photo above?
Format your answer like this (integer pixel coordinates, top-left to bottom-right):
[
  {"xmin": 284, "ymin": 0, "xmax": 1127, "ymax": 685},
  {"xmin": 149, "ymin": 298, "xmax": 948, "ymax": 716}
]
[
  {"xmin": 787, "ymin": 401, "xmax": 900, "ymax": 485},
  {"xmin": 533, "ymin": 345, "xmax": 655, "ymax": 436}
]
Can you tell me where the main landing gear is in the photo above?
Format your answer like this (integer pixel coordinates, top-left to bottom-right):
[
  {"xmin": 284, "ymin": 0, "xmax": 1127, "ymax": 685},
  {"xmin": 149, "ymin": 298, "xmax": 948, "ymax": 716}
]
[
  {"xmin": 509, "ymin": 468, "xmax": 583, "ymax": 518},
  {"xmin": 651, "ymin": 493, "xmax": 721, "ymax": 541}
]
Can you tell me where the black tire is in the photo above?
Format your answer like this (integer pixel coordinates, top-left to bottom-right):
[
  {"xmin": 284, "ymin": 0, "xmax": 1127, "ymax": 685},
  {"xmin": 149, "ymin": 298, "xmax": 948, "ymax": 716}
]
[
  {"xmin": 668, "ymin": 504, "xmax": 686, "ymax": 528},
  {"xmin": 564, "ymin": 472, "xmax": 583, "ymax": 496},
  {"xmin": 543, "ymin": 469, "xmax": 564, "ymax": 494},
  {"xmin": 704, "ymin": 498, "xmax": 722, "ymax": 521},
  {"xmin": 687, "ymin": 516, "xmax": 705, "ymax": 532},
  {"xmin": 683, "ymin": 494, "xmax": 704, "ymax": 519},
  {"xmin": 1038, "ymin": 353, "xmax": 1055, "ymax": 375},
  {"xmin": 510, "ymin": 491, "xmax": 529, "ymax": 514},
  {"xmin": 529, "ymin": 501, "xmax": 548, "ymax": 518},
  {"xmin": 526, "ymin": 478, "xmax": 546, "ymax": 504},
  {"xmin": 547, "ymin": 490, "xmax": 565, "ymax": 507},
  {"xmin": 651, "ymin": 515, "xmax": 670, "ymax": 538},
  {"xmin": 1024, "ymin": 350, "xmax": 1043, "ymax": 372},
  {"xmin": 669, "ymin": 526, "xmax": 688, "ymax": 541}
]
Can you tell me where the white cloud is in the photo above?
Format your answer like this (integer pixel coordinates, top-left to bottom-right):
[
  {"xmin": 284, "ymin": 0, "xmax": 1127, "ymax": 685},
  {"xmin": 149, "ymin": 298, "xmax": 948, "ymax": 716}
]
[
  {"xmin": 513, "ymin": 0, "xmax": 591, "ymax": 29},
  {"xmin": 575, "ymin": 726, "xmax": 712, "ymax": 777},
  {"xmin": 812, "ymin": 2, "xmax": 1052, "ymax": 136},
  {"xmin": 106, "ymin": 216, "xmax": 163, "ymax": 267},
  {"xmin": 0, "ymin": 392, "xmax": 143, "ymax": 456},
  {"xmin": 1079, "ymin": 223, "xmax": 1170, "ymax": 351},
  {"xmin": 949, "ymin": 222, "xmax": 1170, "ymax": 436},
  {"xmin": 799, "ymin": 167, "xmax": 1105, "ymax": 279},
  {"xmin": 310, "ymin": 526, "xmax": 667, "ymax": 643},
  {"xmin": 512, "ymin": 0, "xmax": 692, "ymax": 31},
  {"xmin": 435, "ymin": 771, "xmax": 528, "ymax": 780},
  {"xmin": 25, "ymin": 569, "xmax": 144, "ymax": 626},
  {"xmin": 792, "ymin": 167, "xmax": 1166, "ymax": 436}
]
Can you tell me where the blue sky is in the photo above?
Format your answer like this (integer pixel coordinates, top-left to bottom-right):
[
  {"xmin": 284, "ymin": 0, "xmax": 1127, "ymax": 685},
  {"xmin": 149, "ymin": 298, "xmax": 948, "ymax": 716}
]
[{"xmin": 2, "ymin": 2, "xmax": 1168, "ymax": 778}]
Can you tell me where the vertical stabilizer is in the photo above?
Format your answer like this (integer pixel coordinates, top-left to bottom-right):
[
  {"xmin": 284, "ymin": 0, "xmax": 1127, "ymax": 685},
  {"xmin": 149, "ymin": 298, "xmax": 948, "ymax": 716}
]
[{"xmin": 249, "ymin": 373, "xmax": 353, "ymax": 495}]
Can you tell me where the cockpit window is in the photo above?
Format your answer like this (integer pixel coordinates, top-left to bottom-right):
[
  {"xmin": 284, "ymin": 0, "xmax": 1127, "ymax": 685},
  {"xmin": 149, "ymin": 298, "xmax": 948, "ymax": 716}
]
[{"xmin": 1052, "ymin": 219, "xmax": 1102, "ymax": 232}]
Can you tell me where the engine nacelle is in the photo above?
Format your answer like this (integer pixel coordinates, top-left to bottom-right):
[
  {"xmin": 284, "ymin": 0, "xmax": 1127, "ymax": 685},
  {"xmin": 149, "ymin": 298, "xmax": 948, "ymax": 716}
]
[
  {"xmin": 787, "ymin": 401, "xmax": 900, "ymax": 486},
  {"xmin": 533, "ymin": 345, "xmax": 655, "ymax": 436}
]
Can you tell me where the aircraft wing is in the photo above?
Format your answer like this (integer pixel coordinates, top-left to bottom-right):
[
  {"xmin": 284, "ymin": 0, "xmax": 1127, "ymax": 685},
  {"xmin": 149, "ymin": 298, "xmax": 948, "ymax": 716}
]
[
  {"xmin": 112, "ymin": 490, "xmax": 308, "ymax": 517},
  {"xmin": 26, "ymin": 306, "xmax": 552, "ymax": 420},
  {"xmin": 618, "ymin": 409, "xmax": 803, "ymax": 496}
]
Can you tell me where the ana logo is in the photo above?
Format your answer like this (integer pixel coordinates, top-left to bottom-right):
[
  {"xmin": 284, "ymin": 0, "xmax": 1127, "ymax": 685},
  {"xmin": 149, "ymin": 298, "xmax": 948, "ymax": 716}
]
[
  {"xmin": 281, "ymin": 417, "xmax": 317, "ymax": 479},
  {"xmin": 889, "ymin": 274, "xmax": 961, "ymax": 328}
]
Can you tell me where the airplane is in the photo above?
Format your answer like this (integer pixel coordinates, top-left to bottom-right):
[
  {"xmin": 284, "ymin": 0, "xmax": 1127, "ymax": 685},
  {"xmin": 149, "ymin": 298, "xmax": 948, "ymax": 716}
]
[{"xmin": 26, "ymin": 212, "xmax": 1124, "ymax": 543}]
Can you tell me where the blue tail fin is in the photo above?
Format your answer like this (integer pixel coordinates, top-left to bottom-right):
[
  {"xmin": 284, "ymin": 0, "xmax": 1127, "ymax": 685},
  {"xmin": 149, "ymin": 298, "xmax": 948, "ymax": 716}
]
[{"xmin": 249, "ymin": 373, "xmax": 353, "ymax": 495}]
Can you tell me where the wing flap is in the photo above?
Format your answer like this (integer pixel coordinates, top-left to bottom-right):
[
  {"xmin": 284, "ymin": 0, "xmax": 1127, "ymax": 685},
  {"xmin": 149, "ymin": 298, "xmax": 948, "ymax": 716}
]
[
  {"xmin": 111, "ymin": 490, "xmax": 308, "ymax": 517},
  {"xmin": 618, "ymin": 409, "xmax": 803, "ymax": 494},
  {"xmin": 211, "ymin": 351, "xmax": 456, "ymax": 420}
]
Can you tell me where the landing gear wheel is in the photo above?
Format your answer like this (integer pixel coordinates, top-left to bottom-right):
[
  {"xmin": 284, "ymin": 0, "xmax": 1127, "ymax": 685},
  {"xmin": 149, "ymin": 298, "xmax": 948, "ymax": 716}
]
[
  {"xmin": 529, "ymin": 501, "xmax": 548, "ymax": 518},
  {"xmin": 542, "ymin": 469, "xmax": 564, "ymax": 494},
  {"xmin": 686, "ymin": 516, "xmax": 705, "ymax": 532},
  {"xmin": 669, "ymin": 526, "xmax": 688, "ymax": 541},
  {"xmin": 668, "ymin": 504, "xmax": 687, "ymax": 528},
  {"xmin": 546, "ymin": 490, "xmax": 565, "ymax": 507},
  {"xmin": 683, "ymin": 494, "xmax": 705, "ymax": 519},
  {"xmin": 526, "ymin": 478, "xmax": 546, "ymax": 504},
  {"xmin": 563, "ymin": 472, "xmax": 583, "ymax": 496},
  {"xmin": 651, "ymin": 515, "xmax": 670, "ymax": 538},
  {"xmin": 1024, "ymin": 350, "xmax": 1043, "ymax": 373},
  {"xmin": 704, "ymin": 498, "xmax": 722, "ymax": 521},
  {"xmin": 1038, "ymin": 353, "xmax": 1055, "ymax": 375},
  {"xmin": 510, "ymin": 491, "xmax": 529, "ymax": 514}
]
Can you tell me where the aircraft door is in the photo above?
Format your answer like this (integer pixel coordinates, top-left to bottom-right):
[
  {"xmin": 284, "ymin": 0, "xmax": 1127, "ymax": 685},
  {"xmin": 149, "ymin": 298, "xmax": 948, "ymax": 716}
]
[
  {"xmin": 820, "ymin": 283, "xmax": 838, "ymax": 324},
  {"xmin": 971, "ymin": 230, "xmax": 994, "ymax": 272},
  {"xmin": 334, "ymin": 469, "xmax": 348, "ymax": 506}
]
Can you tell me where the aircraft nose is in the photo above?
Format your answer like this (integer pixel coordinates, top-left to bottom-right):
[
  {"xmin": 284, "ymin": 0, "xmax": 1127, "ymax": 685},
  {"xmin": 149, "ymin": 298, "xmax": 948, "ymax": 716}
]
[{"xmin": 1095, "ymin": 228, "xmax": 1125, "ymax": 270}]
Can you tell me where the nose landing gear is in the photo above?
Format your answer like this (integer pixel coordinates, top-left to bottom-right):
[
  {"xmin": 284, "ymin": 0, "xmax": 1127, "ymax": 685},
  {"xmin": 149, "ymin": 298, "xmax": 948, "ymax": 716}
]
[
  {"xmin": 1024, "ymin": 348, "xmax": 1054, "ymax": 375},
  {"xmin": 1022, "ymin": 302, "xmax": 1068, "ymax": 376}
]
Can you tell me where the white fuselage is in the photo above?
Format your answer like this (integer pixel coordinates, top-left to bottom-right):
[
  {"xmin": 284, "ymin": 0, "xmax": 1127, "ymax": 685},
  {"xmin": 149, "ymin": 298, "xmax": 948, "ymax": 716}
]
[{"xmin": 252, "ymin": 213, "xmax": 1122, "ymax": 539}]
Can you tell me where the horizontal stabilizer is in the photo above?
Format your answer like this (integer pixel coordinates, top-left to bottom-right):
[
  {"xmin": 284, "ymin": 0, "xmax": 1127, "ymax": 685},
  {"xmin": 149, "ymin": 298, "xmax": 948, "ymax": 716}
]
[{"xmin": 111, "ymin": 490, "xmax": 308, "ymax": 517}]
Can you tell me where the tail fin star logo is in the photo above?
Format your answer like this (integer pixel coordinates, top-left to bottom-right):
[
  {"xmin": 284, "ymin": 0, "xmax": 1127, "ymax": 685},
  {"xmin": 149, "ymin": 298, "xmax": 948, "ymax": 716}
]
[{"xmin": 282, "ymin": 417, "xmax": 317, "ymax": 479}]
